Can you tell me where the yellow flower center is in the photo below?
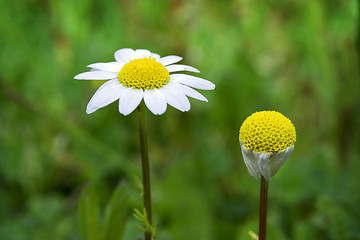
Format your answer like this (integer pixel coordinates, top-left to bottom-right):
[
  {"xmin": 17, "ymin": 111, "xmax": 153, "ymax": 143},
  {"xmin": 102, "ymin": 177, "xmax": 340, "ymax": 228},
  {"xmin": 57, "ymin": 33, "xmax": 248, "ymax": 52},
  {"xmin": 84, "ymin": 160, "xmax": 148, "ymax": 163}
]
[
  {"xmin": 118, "ymin": 57, "xmax": 170, "ymax": 90},
  {"xmin": 239, "ymin": 111, "xmax": 296, "ymax": 153}
]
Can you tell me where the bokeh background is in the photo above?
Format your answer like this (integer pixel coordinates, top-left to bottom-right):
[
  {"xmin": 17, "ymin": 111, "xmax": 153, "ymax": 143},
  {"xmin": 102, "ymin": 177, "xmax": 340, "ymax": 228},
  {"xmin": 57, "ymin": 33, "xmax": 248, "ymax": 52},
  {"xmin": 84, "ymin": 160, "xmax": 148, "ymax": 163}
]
[{"xmin": 1, "ymin": 0, "xmax": 360, "ymax": 239}]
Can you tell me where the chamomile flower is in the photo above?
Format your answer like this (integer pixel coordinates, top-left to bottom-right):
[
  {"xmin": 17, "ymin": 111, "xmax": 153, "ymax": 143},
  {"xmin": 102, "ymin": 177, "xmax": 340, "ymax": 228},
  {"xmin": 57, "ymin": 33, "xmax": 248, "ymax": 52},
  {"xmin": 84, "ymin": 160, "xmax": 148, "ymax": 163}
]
[
  {"xmin": 239, "ymin": 111, "xmax": 296, "ymax": 181},
  {"xmin": 74, "ymin": 48, "xmax": 215, "ymax": 115}
]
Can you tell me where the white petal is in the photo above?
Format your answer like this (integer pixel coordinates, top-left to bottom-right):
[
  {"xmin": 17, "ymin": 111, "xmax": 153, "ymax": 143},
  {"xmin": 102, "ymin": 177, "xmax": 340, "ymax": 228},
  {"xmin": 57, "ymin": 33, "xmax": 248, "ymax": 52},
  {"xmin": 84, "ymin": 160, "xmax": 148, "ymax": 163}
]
[
  {"xmin": 239, "ymin": 139, "xmax": 295, "ymax": 181},
  {"xmin": 90, "ymin": 78, "xmax": 120, "ymax": 94},
  {"xmin": 240, "ymin": 142, "xmax": 262, "ymax": 179},
  {"xmin": 258, "ymin": 145, "xmax": 294, "ymax": 181},
  {"xmin": 158, "ymin": 55, "xmax": 183, "ymax": 66},
  {"xmin": 86, "ymin": 79, "xmax": 126, "ymax": 114},
  {"xmin": 168, "ymin": 82, "xmax": 208, "ymax": 102},
  {"xmin": 114, "ymin": 48, "xmax": 135, "ymax": 63},
  {"xmin": 159, "ymin": 86, "xmax": 191, "ymax": 112},
  {"xmin": 87, "ymin": 62, "xmax": 123, "ymax": 72},
  {"xmin": 134, "ymin": 49, "xmax": 152, "ymax": 59},
  {"xmin": 170, "ymin": 74, "xmax": 215, "ymax": 90},
  {"xmin": 118, "ymin": 88, "xmax": 144, "ymax": 116},
  {"xmin": 166, "ymin": 64, "xmax": 200, "ymax": 73},
  {"xmin": 143, "ymin": 89, "xmax": 167, "ymax": 115},
  {"xmin": 74, "ymin": 71, "xmax": 118, "ymax": 80},
  {"xmin": 257, "ymin": 153, "xmax": 272, "ymax": 181},
  {"xmin": 151, "ymin": 53, "xmax": 161, "ymax": 60}
]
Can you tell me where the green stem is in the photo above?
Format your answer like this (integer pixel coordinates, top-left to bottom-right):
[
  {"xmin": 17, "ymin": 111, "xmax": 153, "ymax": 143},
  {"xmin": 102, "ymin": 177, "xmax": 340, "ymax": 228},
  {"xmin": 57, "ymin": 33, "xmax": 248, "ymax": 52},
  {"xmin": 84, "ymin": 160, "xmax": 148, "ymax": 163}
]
[
  {"xmin": 259, "ymin": 176, "xmax": 269, "ymax": 240},
  {"xmin": 138, "ymin": 102, "xmax": 152, "ymax": 240}
]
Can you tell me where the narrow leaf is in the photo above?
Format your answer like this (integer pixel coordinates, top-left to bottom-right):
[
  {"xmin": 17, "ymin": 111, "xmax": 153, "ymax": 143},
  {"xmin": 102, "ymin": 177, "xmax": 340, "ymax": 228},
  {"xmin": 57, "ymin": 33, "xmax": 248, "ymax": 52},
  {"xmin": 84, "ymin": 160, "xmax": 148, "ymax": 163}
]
[
  {"xmin": 78, "ymin": 182, "xmax": 101, "ymax": 240},
  {"xmin": 103, "ymin": 182, "xmax": 129, "ymax": 240}
]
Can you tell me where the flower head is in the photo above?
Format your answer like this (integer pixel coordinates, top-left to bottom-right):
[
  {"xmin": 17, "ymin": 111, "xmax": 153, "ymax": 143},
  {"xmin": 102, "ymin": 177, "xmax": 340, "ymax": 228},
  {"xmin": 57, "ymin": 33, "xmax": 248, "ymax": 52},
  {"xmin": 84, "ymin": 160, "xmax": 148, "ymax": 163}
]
[
  {"xmin": 74, "ymin": 48, "xmax": 215, "ymax": 115},
  {"xmin": 239, "ymin": 111, "xmax": 296, "ymax": 181}
]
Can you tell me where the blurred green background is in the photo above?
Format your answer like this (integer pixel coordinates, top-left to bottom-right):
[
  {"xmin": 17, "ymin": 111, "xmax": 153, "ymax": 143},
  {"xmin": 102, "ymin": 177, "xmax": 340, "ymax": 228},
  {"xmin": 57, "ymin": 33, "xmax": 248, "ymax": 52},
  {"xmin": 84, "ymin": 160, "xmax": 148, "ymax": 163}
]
[{"xmin": 1, "ymin": 0, "xmax": 360, "ymax": 239}]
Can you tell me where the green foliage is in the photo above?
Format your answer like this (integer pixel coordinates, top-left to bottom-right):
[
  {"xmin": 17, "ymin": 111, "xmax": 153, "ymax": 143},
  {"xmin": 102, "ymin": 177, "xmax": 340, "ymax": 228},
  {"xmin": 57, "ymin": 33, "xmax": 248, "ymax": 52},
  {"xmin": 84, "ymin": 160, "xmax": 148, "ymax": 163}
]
[
  {"xmin": 103, "ymin": 183, "xmax": 128, "ymax": 240},
  {"xmin": 78, "ymin": 183, "xmax": 101, "ymax": 240},
  {"xmin": 78, "ymin": 182, "xmax": 128, "ymax": 240},
  {"xmin": 133, "ymin": 208, "xmax": 157, "ymax": 240},
  {"xmin": 1, "ymin": 0, "xmax": 360, "ymax": 240},
  {"xmin": 133, "ymin": 171, "xmax": 144, "ymax": 197}
]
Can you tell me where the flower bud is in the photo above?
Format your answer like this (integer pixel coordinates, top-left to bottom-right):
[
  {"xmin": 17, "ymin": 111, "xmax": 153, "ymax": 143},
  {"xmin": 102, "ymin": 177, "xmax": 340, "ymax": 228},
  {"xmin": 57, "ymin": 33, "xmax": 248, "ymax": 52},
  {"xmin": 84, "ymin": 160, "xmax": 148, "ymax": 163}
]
[{"xmin": 239, "ymin": 111, "xmax": 296, "ymax": 181}]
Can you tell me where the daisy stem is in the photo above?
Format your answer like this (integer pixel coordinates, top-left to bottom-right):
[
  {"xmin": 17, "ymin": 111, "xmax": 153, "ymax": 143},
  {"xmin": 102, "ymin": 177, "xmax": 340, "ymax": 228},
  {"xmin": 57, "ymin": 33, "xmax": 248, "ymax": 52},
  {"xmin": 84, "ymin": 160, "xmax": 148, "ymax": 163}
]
[
  {"xmin": 138, "ymin": 102, "xmax": 152, "ymax": 240},
  {"xmin": 259, "ymin": 176, "xmax": 269, "ymax": 240}
]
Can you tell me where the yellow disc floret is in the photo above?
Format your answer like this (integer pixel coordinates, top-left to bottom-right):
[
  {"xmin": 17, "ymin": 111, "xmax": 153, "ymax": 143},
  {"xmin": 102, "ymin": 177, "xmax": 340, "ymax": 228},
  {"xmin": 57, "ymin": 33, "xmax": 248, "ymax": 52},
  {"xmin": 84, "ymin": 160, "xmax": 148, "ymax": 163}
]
[
  {"xmin": 118, "ymin": 57, "xmax": 170, "ymax": 90},
  {"xmin": 239, "ymin": 111, "xmax": 296, "ymax": 153}
]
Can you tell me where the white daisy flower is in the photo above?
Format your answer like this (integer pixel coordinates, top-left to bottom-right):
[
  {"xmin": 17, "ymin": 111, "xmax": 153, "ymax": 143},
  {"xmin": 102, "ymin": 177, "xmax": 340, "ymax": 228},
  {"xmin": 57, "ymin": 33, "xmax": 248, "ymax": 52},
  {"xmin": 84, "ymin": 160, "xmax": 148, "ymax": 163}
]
[
  {"xmin": 239, "ymin": 111, "xmax": 296, "ymax": 181},
  {"xmin": 74, "ymin": 48, "xmax": 215, "ymax": 115}
]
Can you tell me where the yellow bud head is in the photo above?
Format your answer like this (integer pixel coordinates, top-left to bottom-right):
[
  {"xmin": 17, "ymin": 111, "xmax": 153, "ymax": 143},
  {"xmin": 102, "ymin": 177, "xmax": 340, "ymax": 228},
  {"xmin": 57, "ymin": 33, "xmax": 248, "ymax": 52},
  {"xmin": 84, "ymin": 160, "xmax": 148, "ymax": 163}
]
[
  {"xmin": 239, "ymin": 111, "xmax": 296, "ymax": 153},
  {"xmin": 118, "ymin": 57, "xmax": 170, "ymax": 90}
]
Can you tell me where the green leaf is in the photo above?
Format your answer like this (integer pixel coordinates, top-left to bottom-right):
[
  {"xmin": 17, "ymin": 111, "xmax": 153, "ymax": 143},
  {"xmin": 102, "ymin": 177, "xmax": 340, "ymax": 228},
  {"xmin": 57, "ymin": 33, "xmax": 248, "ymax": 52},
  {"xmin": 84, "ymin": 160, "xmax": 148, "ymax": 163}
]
[
  {"xmin": 78, "ymin": 182, "xmax": 100, "ymax": 240},
  {"xmin": 132, "ymin": 171, "xmax": 144, "ymax": 197},
  {"xmin": 103, "ymin": 182, "xmax": 128, "ymax": 240},
  {"xmin": 248, "ymin": 231, "xmax": 259, "ymax": 240},
  {"xmin": 133, "ymin": 208, "xmax": 157, "ymax": 240}
]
